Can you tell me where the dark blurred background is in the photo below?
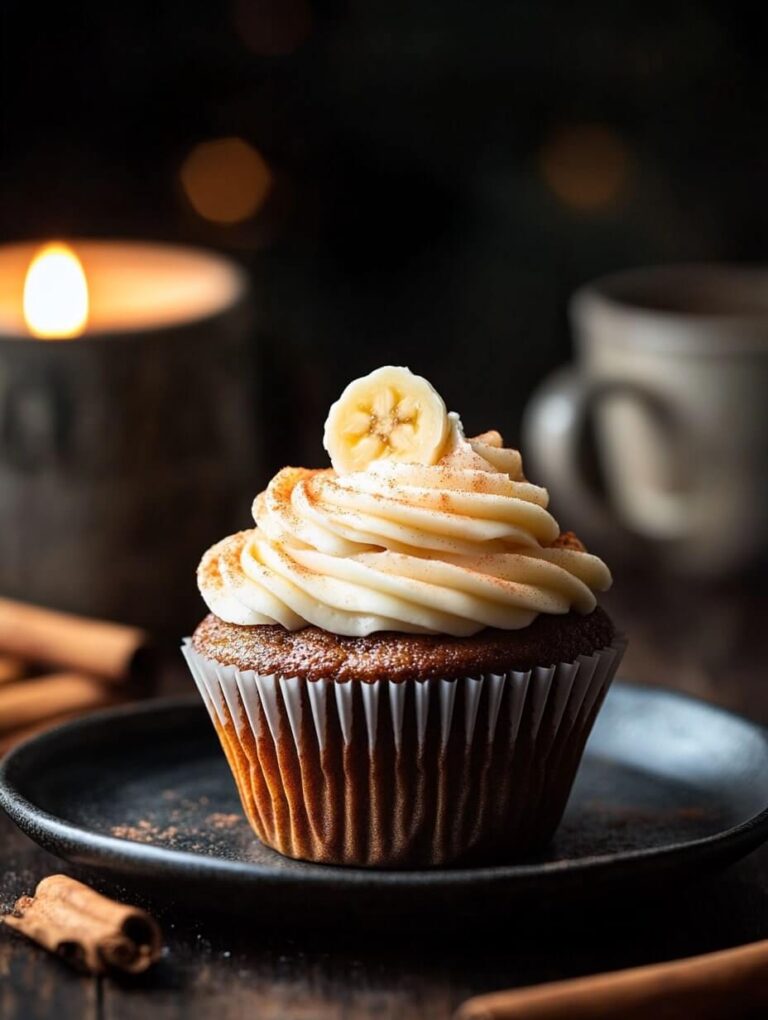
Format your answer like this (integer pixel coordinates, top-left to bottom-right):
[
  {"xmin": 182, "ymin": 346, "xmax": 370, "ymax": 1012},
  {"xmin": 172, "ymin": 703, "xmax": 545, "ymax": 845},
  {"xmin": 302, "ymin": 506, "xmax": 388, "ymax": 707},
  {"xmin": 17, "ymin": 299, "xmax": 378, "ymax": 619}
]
[{"xmin": 2, "ymin": 0, "xmax": 766, "ymax": 476}]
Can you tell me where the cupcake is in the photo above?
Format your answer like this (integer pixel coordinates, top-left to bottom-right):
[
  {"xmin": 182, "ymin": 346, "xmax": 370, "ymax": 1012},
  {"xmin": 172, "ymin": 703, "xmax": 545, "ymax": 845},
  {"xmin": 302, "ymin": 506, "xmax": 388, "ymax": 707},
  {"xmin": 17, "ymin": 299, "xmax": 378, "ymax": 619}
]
[{"xmin": 183, "ymin": 366, "xmax": 624, "ymax": 867}]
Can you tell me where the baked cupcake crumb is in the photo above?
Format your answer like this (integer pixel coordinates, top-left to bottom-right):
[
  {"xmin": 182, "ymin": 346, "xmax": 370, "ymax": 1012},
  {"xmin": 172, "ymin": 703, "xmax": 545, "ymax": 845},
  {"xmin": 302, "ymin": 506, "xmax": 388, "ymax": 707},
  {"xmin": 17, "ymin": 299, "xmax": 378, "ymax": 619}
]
[{"xmin": 192, "ymin": 607, "xmax": 615, "ymax": 682}]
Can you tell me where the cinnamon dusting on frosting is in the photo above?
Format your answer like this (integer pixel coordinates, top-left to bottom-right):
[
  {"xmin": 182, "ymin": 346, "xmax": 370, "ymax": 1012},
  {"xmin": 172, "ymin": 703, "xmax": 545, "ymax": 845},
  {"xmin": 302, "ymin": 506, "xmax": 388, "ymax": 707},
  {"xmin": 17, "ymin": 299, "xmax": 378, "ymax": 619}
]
[{"xmin": 197, "ymin": 382, "xmax": 612, "ymax": 637}]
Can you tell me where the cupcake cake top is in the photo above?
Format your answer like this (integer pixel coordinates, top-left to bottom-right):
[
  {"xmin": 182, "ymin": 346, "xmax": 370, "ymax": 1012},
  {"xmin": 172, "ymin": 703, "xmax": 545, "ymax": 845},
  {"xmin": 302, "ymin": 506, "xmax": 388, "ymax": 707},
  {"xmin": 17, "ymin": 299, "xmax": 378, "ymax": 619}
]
[{"xmin": 198, "ymin": 366, "xmax": 611, "ymax": 637}]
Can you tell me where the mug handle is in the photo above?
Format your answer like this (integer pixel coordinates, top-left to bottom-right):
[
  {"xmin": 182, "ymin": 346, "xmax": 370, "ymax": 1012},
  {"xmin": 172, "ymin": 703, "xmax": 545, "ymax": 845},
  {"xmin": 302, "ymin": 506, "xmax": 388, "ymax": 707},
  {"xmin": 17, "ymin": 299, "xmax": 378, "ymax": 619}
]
[{"xmin": 522, "ymin": 366, "xmax": 694, "ymax": 543}]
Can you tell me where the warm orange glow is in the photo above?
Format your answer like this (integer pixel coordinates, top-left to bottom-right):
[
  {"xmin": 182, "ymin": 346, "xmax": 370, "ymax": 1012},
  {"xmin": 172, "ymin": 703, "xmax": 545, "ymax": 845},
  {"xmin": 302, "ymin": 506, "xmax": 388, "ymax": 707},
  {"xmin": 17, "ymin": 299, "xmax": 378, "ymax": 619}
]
[
  {"xmin": 540, "ymin": 125, "xmax": 630, "ymax": 211},
  {"xmin": 180, "ymin": 137, "xmax": 272, "ymax": 225},
  {"xmin": 23, "ymin": 243, "xmax": 89, "ymax": 338}
]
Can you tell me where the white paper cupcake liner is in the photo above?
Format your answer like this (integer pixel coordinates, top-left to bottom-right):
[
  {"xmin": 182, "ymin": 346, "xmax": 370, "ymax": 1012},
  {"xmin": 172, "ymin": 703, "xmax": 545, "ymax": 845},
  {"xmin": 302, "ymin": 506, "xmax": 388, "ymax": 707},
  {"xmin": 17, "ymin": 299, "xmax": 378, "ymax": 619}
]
[{"xmin": 182, "ymin": 635, "xmax": 626, "ymax": 867}]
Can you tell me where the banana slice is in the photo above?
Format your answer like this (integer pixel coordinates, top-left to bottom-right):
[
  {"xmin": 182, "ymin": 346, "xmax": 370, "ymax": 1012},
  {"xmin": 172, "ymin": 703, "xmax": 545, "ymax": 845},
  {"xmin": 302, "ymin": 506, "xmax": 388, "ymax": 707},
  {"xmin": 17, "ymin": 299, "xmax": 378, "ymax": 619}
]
[{"xmin": 323, "ymin": 366, "xmax": 450, "ymax": 474}]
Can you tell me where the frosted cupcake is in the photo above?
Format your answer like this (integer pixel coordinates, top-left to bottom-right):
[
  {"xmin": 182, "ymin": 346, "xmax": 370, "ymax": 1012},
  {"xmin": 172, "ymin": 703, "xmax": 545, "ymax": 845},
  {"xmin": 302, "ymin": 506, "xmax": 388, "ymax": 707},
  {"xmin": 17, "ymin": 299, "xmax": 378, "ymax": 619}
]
[{"xmin": 183, "ymin": 366, "xmax": 624, "ymax": 867}]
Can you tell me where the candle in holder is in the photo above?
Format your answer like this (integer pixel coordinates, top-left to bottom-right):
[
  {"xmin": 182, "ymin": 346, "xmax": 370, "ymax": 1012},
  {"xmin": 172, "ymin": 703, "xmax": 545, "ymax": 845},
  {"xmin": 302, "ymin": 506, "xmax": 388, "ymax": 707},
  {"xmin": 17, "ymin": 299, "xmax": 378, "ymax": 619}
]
[{"xmin": 0, "ymin": 239, "xmax": 257, "ymax": 634}]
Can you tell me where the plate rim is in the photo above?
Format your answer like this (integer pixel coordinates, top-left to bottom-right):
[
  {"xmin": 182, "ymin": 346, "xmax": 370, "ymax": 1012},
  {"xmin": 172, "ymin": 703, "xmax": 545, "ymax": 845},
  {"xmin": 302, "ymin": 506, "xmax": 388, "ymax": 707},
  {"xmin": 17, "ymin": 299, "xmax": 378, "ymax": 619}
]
[{"xmin": 2, "ymin": 682, "xmax": 768, "ymax": 889}]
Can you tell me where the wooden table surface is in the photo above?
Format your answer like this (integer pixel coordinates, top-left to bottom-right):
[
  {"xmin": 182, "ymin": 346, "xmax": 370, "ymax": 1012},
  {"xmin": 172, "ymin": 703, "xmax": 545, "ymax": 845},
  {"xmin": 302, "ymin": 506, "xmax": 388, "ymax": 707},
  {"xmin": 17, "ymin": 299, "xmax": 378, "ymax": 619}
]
[{"xmin": 2, "ymin": 569, "xmax": 768, "ymax": 1020}]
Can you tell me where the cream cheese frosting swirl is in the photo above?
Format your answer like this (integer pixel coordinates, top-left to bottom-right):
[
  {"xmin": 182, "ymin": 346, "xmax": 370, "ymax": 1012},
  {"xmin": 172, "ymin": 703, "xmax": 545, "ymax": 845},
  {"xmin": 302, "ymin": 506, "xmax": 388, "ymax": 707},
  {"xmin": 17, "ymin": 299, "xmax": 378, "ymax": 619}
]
[{"xmin": 198, "ymin": 396, "xmax": 612, "ymax": 637}]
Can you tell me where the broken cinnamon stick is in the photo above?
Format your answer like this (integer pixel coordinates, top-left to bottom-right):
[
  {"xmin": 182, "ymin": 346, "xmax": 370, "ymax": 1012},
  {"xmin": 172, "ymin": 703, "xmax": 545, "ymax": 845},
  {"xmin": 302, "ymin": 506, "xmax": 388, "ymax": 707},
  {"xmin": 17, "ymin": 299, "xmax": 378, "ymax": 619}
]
[
  {"xmin": 455, "ymin": 938, "xmax": 768, "ymax": 1020},
  {"xmin": 0, "ymin": 597, "xmax": 152, "ymax": 684},
  {"xmin": 0, "ymin": 673, "xmax": 116, "ymax": 734},
  {"xmin": 2, "ymin": 875, "xmax": 162, "ymax": 974}
]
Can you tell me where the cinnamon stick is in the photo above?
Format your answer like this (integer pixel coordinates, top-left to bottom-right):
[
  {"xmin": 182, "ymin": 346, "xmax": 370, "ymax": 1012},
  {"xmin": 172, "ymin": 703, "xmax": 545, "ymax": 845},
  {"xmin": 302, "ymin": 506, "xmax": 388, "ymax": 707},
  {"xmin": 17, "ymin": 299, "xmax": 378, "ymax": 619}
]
[
  {"xmin": 2, "ymin": 875, "xmax": 162, "ymax": 974},
  {"xmin": 0, "ymin": 654, "xmax": 25, "ymax": 684},
  {"xmin": 0, "ymin": 711, "xmax": 83, "ymax": 755},
  {"xmin": 455, "ymin": 939, "xmax": 768, "ymax": 1020},
  {"xmin": 0, "ymin": 673, "xmax": 116, "ymax": 734},
  {"xmin": 0, "ymin": 597, "xmax": 152, "ymax": 684}
]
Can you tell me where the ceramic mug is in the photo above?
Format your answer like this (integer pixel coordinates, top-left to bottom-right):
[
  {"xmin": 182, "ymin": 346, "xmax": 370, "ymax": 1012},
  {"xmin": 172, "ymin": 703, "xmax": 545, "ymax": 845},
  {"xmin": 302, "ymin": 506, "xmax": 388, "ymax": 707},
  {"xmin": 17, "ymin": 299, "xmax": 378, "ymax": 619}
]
[{"xmin": 523, "ymin": 265, "xmax": 768, "ymax": 575}]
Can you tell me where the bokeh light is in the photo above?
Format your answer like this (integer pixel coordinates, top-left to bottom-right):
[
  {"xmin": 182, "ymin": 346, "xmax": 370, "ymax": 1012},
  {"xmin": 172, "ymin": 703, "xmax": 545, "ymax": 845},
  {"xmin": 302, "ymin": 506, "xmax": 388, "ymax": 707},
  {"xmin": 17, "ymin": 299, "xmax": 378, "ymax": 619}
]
[
  {"xmin": 539, "ymin": 124, "xmax": 630, "ymax": 211},
  {"xmin": 232, "ymin": 0, "xmax": 312, "ymax": 57},
  {"xmin": 180, "ymin": 137, "xmax": 273, "ymax": 225}
]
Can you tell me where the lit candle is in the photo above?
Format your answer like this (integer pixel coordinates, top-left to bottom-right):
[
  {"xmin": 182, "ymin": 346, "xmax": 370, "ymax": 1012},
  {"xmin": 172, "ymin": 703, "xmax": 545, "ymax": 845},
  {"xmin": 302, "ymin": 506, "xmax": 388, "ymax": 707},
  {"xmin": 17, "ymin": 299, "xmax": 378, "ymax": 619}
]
[
  {"xmin": 23, "ymin": 244, "xmax": 89, "ymax": 338},
  {"xmin": 0, "ymin": 239, "xmax": 247, "ymax": 339},
  {"xmin": 0, "ymin": 239, "xmax": 256, "ymax": 634}
]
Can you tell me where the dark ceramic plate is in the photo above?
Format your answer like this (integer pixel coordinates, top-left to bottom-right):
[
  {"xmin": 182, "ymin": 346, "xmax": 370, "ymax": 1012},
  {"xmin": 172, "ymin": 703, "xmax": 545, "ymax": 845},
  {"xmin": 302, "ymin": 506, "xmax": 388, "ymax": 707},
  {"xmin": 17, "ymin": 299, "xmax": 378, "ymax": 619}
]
[{"xmin": 2, "ymin": 683, "xmax": 768, "ymax": 924}]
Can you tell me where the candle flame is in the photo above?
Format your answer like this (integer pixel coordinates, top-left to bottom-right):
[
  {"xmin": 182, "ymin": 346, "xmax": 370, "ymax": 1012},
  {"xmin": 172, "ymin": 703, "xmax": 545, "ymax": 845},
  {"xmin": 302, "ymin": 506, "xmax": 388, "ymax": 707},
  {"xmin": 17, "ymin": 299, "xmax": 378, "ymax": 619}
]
[{"xmin": 23, "ymin": 243, "xmax": 89, "ymax": 338}]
